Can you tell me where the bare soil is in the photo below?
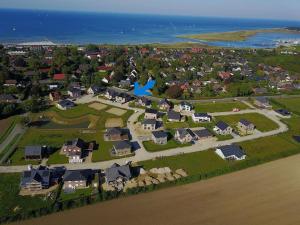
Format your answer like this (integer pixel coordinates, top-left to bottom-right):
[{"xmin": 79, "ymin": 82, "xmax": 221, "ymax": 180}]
[
  {"xmin": 13, "ymin": 154, "xmax": 300, "ymax": 225},
  {"xmin": 106, "ymin": 108, "xmax": 127, "ymax": 116},
  {"xmin": 88, "ymin": 102, "xmax": 107, "ymax": 111},
  {"xmin": 105, "ymin": 118, "xmax": 124, "ymax": 128}
]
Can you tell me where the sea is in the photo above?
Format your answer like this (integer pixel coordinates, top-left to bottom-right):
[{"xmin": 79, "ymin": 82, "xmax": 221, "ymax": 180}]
[{"xmin": 1, "ymin": 8, "xmax": 300, "ymax": 48}]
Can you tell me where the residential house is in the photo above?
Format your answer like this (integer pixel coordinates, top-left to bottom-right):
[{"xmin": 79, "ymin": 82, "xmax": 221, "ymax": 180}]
[
  {"xmin": 87, "ymin": 85, "xmax": 106, "ymax": 95},
  {"xmin": 137, "ymin": 97, "xmax": 152, "ymax": 108},
  {"xmin": 49, "ymin": 91, "xmax": 61, "ymax": 102},
  {"xmin": 144, "ymin": 108, "xmax": 158, "ymax": 120},
  {"xmin": 68, "ymin": 87, "xmax": 81, "ymax": 99},
  {"xmin": 111, "ymin": 141, "xmax": 132, "ymax": 157},
  {"xmin": 238, "ymin": 119, "xmax": 255, "ymax": 135},
  {"xmin": 179, "ymin": 101, "xmax": 193, "ymax": 112},
  {"xmin": 104, "ymin": 127, "xmax": 129, "ymax": 141},
  {"xmin": 61, "ymin": 138, "xmax": 87, "ymax": 163},
  {"xmin": 142, "ymin": 119, "xmax": 157, "ymax": 131},
  {"xmin": 53, "ymin": 73, "xmax": 65, "ymax": 81},
  {"xmin": 167, "ymin": 110, "xmax": 181, "ymax": 122},
  {"xmin": 276, "ymin": 109, "xmax": 291, "ymax": 117},
  {"xmin": 119, "ymin": 79, "xmax": 131, "ymax": 89},
  {"xmin": 4, "ymin": 79, "xmax": 17, "ymax": 87},
  {"xmin": 0, "ymin": 94, "xmax": 18, "ymax": 103},
  {"xmin": 105, "ymin": 89, "xmax": 118, "ymax": 100},
  {"xmin": 63, "ymin": 169, "xmax": 94, "ymax": 190},
  {"xmin": 20, "ymin": 166, "xmax": 51, "ymax": 191},
  {"xmin": 218, "ymin": 72, "xmax": 233, "ymax": 80},
  {"xmin": 152, "ymin": 131, "xmax": 168, "ymax": 145},
  {"xmin": 254, "ymin": 97, "xmax": 272, "ymax": 109},
  {"xmin": 56, "ymin": 99, "xmax": 75, "ymax": 110},
  {"xmin": 115, "ymin": 93, "xmax": 132, "ymax": 104},
  {"xmin": 215, "ymin": 145, "xmax": 246, "ymax": 160},
  {"xmin": 158, "ymin": 98, "xmax": 171, "ymax": 111},
  {"xmin": 213, "ymin": 121, "xmax": 233, "ymax": 135},
  {"xmin": 193, "ymin": 129, "xmax": 214, "ymax": 141},
  {"xmin": 175, "ymin": 128, "xmax": 195, "ymax": 144},
  {"xmin": 192, "ymin": 113, "xmax": 212, "ymax": 123},
  {"xmin": 24, "ymin": 146, "xmax": 44, "ymax": 161},
  {"xmin": 105, "ymin": 163, "xmax": 132, "ymax": 188}
]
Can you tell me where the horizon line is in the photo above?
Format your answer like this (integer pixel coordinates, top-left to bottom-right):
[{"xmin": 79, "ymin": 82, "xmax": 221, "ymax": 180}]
[{"xmin": 1, "ymin": 7, "xmax": 300, "ymax": 23}]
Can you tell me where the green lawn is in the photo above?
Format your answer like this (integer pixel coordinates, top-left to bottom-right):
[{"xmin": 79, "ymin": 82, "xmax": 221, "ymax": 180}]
[
  {"xmin": 141, "ymin": 150, "xmax": 229, "ymax": 175},
  {"xmin": 59, "ymin": 187, "xmax": 94, "ymax": 201},
  {"xmin": 271, "ymin": 97, "xmax": 300, "ymax": 115},
  {"xmin": 47, "ymin": 150, "xmax": 69, "ymax": 165},
  {"xmin": 143, "ymin": 139, "xmax": 192, "ymax": 152},
  {"xmin": 0, "ymin": 116, "xmax": 18, "ymax": 144},
  {"xmin": 0, "ymin": 173, "xmax": 55, "ymax": 218},
  {"xmin": 194, "ymin": 101, "xmax": 249, "ymax": 113},
  {"xmin": 215, "ymin": 113, "xmax": 278, "ymax": 132}
]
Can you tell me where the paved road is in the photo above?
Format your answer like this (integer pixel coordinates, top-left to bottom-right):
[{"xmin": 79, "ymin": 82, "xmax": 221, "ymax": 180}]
[
  {"xmin": 0, "ymin": 124, "xmax": 25, "ymax": 154},
  {"xmin": 0, "ymin": 95, "xmax": 289, "ymax": 173}
]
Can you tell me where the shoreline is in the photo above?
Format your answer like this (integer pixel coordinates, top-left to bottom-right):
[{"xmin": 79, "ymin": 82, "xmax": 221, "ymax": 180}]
[{"xmin": 177, "ymin": 28, "xmax": 300, "ymax": 42}]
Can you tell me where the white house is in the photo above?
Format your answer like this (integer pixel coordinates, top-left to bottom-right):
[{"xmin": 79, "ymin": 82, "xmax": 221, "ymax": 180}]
[
  {"xmin": 192, "ymin": 113, "xmax": 212, "ymax": 123},
  {"xmin": 215, "ymin": 145, "xmax": 246, "ymax": 160},
  {"xmin": 179, "ymin": 102, "xmax": 193, "ymax": 112}
]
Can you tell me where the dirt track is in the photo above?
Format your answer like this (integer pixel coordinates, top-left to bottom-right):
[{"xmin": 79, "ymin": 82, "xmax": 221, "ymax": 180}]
[{"xmin": 13, "ymin": 154, "xmax": 300, "ymax": 225}]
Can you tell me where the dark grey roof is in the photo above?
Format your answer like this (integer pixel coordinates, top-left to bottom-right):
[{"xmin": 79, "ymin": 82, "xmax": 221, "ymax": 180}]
[
  {"xmin": 114, "ymin": 141, "xmax": 131, "ymax": 150},
  {"xmin": 0, "ymin": 94, "xmax": 17, "ymax": 101},
  {"xmin": 25, "ymin": 146, "xmax": 43, "ymax": 157},
  {"xmin": 167, "ymin": 110, "xmax": 181, "ymax": 120},
  {"xmin": 142, "ymin": 119, "xmax": 156, "ymax": 125},
  {"xmin": 58, "ymin": 99, "xmax": 75, "ymax": 108},
  {"xmin": 152, "ymin": 131, "xmax": 168, "ymax": 139},
  {"xmin": 145, "ymin": 108, "xmax": 158, "ymax": 114},
  {"xmin": 293, "ymin": 136, "xmax": 300, "ymax": 143},
  {"xmin": 218, "ymin": 145, "xmax": 245, "ymax": 158},
  {"xmin": 193, "ymin": 129, "xmax": 213, "ymax": 138},
  {"xmin": 216, "ymin": 121, "xmax": 230, "ymax": 130},
  {"xmin": 176, "ymin": 128, "xmax": 193, "ymax": 139},
  {"xmin": 256, "ymin": 97, "xmax": 269, "ymax": 104},
  {"xmin": 217, "ymin": 145, "xmax": 245, "ymax": 158},
  {"xmin": 159, "ymin": 98, "xmax": 170, "ymax": 106},
  {"xmin": 68, "ymin": 87, "xmax": 81, "ymax": 94},
  {"xmin": 90, "ymin": 85, "xmax": 105, "ymax": 93},
  {"xmin": 105, "ymin": 164, "xmax": 132, "ymax": 183},
  {"xmin": 64, "ymin": 138, "xmax": 86, "ymax": 149},
  {"xmin": 194, "ymin": 113, "xmax": 211, "ymax": 118},
  {"xmin": 106, "ymin": 127, "xmax": 122, "ymax": 136},
  {"xmin": 276, "ymin": 109, "xmax": 291, "ymax": 116},
  {"xmin": 20, "ymin": 167, "xmax": 50, "ymax": 187},
  {"xmin": 63, "ymin": 169, "xmax": 93, "ymax": 182},
  {"xmin": 139, "ymin": 97, "xmax": 151, "ymax": 105},
  {"xmin": 239, "ymin": 119, "xmax": 253, "ymax": 127}
]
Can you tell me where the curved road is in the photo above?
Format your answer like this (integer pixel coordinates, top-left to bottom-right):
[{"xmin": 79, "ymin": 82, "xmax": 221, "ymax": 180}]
[{"xmin": 0, "ymin": 95, "xmax": 288, "ymax": 173}]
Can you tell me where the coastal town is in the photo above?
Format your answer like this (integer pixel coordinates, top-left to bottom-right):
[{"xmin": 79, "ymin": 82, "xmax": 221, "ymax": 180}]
[{"xmin": 1, "ymin": 41, "xmax": 300, "ymax": 223}]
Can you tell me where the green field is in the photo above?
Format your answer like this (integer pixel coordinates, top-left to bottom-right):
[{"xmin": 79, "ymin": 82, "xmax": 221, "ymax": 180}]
[
  {"xmin": 215, "ymin": 113, "xmax": 279, "ymax": 132},
  {"xmin": 271, "ymin": 97, "xmax": 300, "ymax": 115},
  {"xmin": 143, "ymin": 139, "xmax": 192, "ymax": 152},
  {"xmin": 141, "ymin": 150, "xmax": 229, "ymax": 175},
  {"xmin": 47, "ymin": 150, "xmax": 69, "ymax": 165},
  {"xmin": 0, "ymin": 116, "xmax": 18, "ymax": 144},
  {"xmin": 194, "ymin": 101, "xmax": 249, "ymax": 113},
  {"xmin": 0, "ymin": 173, "xmax": 55, "ymax": 218}
]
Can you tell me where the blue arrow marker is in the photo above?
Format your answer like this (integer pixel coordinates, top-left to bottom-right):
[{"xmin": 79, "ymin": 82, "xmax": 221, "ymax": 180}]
[{"xmin": 134, "ymin": 80, "xmax": 156, "ymax": 96}]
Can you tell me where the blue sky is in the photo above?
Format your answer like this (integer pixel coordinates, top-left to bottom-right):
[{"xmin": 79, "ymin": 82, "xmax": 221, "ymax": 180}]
[{"xmin": 1, "ymin": 0, "xmax": 299, "ymax": 21}]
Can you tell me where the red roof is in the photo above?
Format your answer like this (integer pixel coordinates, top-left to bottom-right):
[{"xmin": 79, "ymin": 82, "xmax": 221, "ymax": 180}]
[
  {"xmin": 97, "ymin": 66, "xmax": 113, "ymax": 71},
  {"xmin": 53, "ymin": 74, "xmax": 65, "ymax": 80},
  {"xmin": 218, "ymin": 72, "xmax": 233, "ymax": 80}
]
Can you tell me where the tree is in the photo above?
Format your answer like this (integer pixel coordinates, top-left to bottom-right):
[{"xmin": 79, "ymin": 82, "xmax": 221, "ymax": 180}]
[
  {"xmin": 14, "ymin": 56, "xmax": 27, "ymax": 67},
  {"xmin": 165, "ymin": 85, "xmax": 183, "ymax": 99}
]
